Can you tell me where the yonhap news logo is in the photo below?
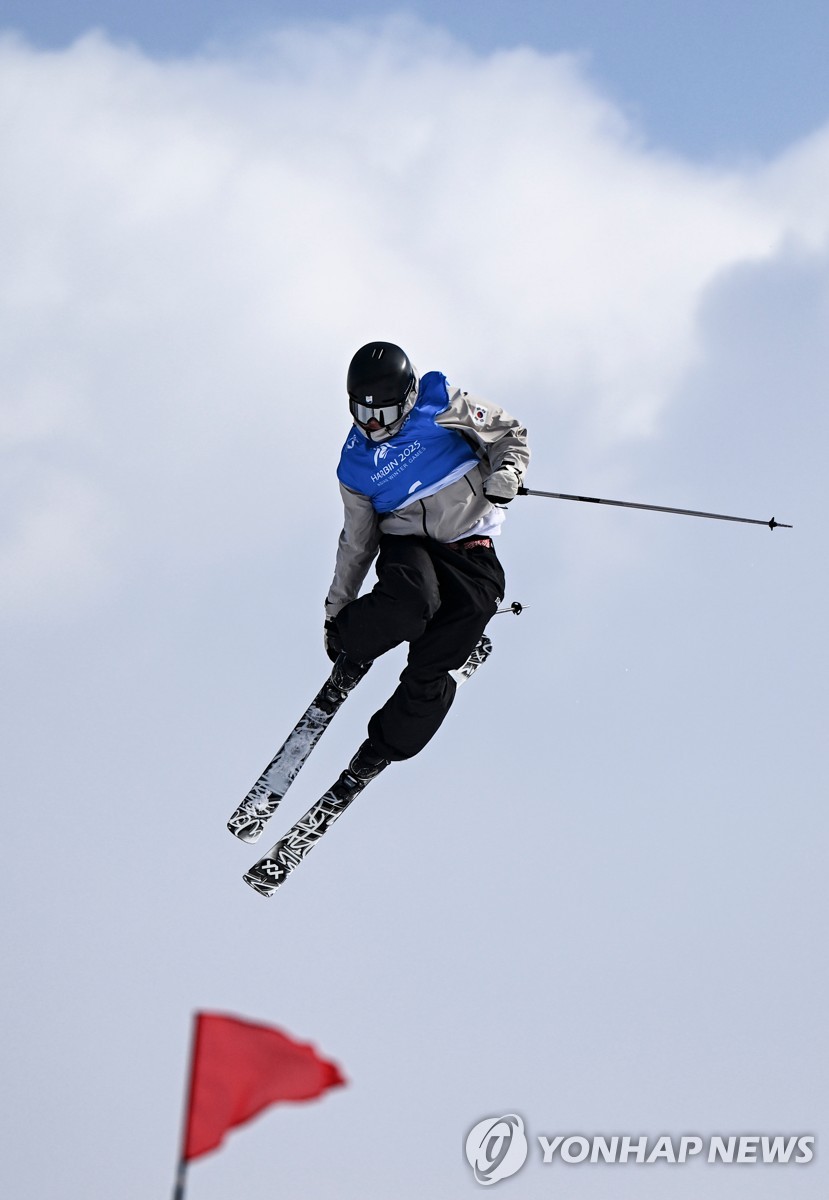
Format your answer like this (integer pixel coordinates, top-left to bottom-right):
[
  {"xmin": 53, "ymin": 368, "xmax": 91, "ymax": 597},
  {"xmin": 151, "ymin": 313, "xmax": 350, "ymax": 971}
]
[
  {"xmin": 465, "ymin": 1114, "xmax": 529, "ymax": 1185},
  {"xmin": 464, "ymin": 1116, "xmax": 815, "ymax": 1186}
]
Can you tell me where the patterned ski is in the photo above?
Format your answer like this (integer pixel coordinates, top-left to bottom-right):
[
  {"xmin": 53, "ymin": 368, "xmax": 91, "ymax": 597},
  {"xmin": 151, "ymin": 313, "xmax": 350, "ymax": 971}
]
[
  {"xmin": 242, "ymin": 634, "xmax": 493, "ymax": 896},
  {"xmin": 227, "ymin": 667, "xmax": 365, "ymax": 844}
]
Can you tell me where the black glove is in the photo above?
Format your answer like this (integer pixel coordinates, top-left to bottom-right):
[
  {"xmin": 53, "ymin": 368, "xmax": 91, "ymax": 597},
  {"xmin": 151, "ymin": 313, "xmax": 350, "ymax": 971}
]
[{"xmin": 324, "ymin": 617, "xmax": 343, "ymax": 663}]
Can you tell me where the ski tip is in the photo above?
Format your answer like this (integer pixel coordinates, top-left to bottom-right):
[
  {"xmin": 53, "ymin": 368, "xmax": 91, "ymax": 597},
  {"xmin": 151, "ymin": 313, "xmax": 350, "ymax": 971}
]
[
  {"xmin": 227, "ymin": 819, "xmax": 263, "ymax": 844},
  {"xmin": 243, "ymin": 870, "xmax": 278, "ymax": 898}
]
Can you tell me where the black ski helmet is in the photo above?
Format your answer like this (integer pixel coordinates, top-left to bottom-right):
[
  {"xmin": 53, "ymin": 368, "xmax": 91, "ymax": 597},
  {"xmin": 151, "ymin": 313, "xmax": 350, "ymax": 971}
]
[{"xmin": 347, "ymin": 341, "xmax": 417, "ymax": 434}]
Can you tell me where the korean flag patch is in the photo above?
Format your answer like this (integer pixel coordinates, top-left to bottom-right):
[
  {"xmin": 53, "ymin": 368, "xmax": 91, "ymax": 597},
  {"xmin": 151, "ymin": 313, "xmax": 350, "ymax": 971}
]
[{"xmin": 471, "ymin": 402, "xmax": 488, "ymax": 426}]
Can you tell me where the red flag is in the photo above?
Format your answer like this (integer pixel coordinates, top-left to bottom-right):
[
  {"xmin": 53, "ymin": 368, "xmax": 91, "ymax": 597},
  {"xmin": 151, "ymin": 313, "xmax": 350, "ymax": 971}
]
[{"xmin": 182, "ymin": 1012, "xmax": 346, "ymax": 1160}]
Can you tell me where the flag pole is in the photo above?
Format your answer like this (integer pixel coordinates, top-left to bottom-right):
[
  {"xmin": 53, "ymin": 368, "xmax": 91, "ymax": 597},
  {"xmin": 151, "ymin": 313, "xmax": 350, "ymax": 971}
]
[
  {"xmin": 172, "ymin": 1160, "xmax": 187, "ymax": 1200},
  {"xmin": 172, "ymin": 1013, "xmax": 200, "ymax": 1200}
]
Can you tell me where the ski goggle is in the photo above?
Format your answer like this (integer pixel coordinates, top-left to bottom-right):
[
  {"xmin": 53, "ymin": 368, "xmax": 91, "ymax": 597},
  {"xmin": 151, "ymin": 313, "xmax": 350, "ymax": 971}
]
[
  {"xmin": 349, "ymin": 374, "xmax": 417, "ymax": 432},
  {"xmin": 349, "ymin": 398, "xmax": 404, "ymax": 430}
]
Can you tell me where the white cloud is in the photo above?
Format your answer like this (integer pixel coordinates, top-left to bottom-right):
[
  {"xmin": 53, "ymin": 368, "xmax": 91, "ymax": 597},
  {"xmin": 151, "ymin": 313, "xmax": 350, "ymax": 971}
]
[
  {"xmin": 0, "ymin": 461, "xmax": 114, "ymax": 615},
  {"xmin": 0, "ymin": 18, "xmax": 827, "ymax": 619}
]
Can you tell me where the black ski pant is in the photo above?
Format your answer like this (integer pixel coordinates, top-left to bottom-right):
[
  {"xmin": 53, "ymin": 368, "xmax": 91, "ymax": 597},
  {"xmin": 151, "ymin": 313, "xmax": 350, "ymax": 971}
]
[{"xmin": 333, "ymin": 533, "xmax": 505, "ymax": 761}]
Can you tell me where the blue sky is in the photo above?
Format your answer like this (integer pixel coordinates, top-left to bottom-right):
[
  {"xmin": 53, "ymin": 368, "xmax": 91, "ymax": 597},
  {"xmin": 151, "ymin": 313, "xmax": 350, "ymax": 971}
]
[
  {"xmin": 1, "ymin": 5, "xmax": 827, "ymax": 1200},
  {"xmin": 2, "ymin": 0, "xmax": 829, "ymax": 156}
]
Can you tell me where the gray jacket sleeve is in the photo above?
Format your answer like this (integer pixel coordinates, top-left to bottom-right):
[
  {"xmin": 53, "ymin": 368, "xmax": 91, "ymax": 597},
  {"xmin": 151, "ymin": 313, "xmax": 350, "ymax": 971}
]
[
  {"xmin": 325, "ymin": 483, "xmax": 380, "ymax": 619},
  {"xmin": 436, "ymin": 385, "xmax": 530, "ymax": 495}
]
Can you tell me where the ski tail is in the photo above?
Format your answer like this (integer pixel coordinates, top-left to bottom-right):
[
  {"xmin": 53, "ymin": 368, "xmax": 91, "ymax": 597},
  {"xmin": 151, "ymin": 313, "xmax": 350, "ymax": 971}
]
[{"xmin": 449, "ymin": 633, "xmax": 492, "ymax": 686}]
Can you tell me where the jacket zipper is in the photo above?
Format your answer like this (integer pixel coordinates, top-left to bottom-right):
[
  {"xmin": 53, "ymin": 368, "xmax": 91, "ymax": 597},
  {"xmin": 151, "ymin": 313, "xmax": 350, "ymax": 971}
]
[{"xmin": 419, "ymin": 500, "xmax": 429, "ymax": 537}]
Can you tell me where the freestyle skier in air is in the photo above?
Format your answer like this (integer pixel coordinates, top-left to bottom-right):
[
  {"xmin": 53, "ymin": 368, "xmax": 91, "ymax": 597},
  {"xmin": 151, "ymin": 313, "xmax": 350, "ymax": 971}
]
[
  {"xmin": 230, "ymin": 340, "xmax": 530, "ymax": 894},
  {"xmin": 322, "ymin": 340, "xmax": 530, "ymax": 779}
]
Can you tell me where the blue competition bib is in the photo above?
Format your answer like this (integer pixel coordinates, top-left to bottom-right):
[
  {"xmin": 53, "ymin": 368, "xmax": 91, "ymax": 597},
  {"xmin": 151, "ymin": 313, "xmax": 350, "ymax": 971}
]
[{"xmin": 337, "ymin": 372, "xmax": 478, "ymax": 512}]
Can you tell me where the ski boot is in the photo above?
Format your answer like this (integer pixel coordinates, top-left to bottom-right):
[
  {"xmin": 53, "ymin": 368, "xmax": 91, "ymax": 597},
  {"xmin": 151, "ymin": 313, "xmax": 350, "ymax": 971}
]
[
  {"xmin": 318, "ymin": 653, "xmax": 372, "ymax": 715},
  {"xmin": 345, "ymin": 738, "xmax": 390, "ymax": 783}
]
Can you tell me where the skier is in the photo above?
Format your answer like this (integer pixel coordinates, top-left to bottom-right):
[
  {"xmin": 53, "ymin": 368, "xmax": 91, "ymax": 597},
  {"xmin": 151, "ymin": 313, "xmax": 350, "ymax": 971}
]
[{"xmin": 323, "ymin": 341, "xmax": 530, "ymax": 780}]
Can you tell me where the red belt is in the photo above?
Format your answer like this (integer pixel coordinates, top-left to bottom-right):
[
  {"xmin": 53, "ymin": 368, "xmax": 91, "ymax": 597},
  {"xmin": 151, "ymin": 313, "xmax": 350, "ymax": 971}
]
[{"xmin": 446, "ymin": 536, "xmax": 493, "ymax": 551}]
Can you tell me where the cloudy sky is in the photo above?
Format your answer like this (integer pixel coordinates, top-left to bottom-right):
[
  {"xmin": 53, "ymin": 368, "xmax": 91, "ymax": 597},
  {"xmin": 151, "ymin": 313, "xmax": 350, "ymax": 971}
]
[{"xmin": 1, "ymin": 2, "xmax": 826, "ymax": 1198}]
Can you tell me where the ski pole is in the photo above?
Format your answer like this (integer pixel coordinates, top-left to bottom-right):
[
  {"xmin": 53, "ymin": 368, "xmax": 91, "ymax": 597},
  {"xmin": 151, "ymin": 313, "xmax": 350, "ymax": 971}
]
[{"xmin": 518, "ymin": 487, "xmax": 792, "ymax": 531}]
